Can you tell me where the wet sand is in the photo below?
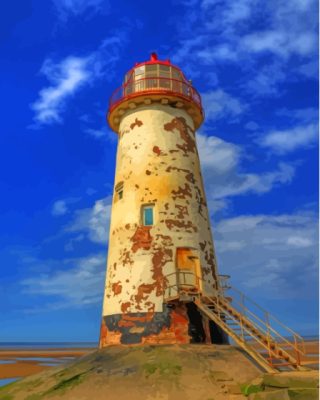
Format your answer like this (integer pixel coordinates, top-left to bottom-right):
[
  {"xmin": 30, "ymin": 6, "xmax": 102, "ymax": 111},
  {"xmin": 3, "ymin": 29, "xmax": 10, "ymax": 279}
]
[
  {"xmin": 245, "ymin": 339, "xmax": 319, "ymax": 368},
  {"xmin": 0, "ymin": 348, "xmax": 94, "ymax": 379}
]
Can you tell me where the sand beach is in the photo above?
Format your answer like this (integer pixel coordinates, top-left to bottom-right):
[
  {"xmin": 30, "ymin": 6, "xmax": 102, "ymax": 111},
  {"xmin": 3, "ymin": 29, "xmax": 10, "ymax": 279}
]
[{"xmin": 0, "ymin": 347, "xmax": 94, "ymax": 382}]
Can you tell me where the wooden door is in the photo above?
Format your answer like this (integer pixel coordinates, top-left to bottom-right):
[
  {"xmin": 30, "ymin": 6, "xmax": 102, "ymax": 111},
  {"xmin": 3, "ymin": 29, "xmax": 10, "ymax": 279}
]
[{"xmin": 176, "ymin": 248, "xmax": 202, "ymax": 293}]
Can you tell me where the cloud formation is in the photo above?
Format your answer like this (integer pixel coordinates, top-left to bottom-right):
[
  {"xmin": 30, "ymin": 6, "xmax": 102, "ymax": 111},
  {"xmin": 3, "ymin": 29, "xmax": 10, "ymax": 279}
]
[
  {"xmin": 31, "ymin": 57, "xmax": 91, "ymax": 125},
  {"xmin": 197, "ymin": 133, "xmax": 295, "ymax": 208},
  {"xmin": 173, "ymin": 0, "xmax": 318, "ymax": 95},
  {"xmin": 21, "ymin": 253, "xmax": 106, "ymax": 309},
  {"xmin": 201, "ymin": 90, "xmax": 246, "ymax": 121},
  {"xmin": 52, "ymin": 200, "xmax": 68, "ymax": 216},
  {"xmin": 214, "ymin": 210, "xmax": 318, "ymax": 300},
  {"xmin": 67, "ymin": 196, "xmax": 112, "ymax": 244},
  {"xmin": 258, "ymin": 123, "xmax": 318, "ymax": 154},
  {"xmin": 30, "ymin": 35, "xmax": 126, "ymax": 127}
]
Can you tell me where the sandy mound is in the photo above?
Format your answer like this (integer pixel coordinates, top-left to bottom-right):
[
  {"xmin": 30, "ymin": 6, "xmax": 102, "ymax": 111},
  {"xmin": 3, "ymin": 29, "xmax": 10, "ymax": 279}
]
[{"xmin": 0, "ymin": 344, "xmax": 263, "ymax": 400}]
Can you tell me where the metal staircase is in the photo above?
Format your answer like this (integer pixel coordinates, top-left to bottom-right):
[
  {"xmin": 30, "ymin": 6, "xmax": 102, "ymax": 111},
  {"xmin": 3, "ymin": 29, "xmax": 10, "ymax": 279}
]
[{"xmin": 164, "ymin": 272, "xmax": 307, "ymax": 373}]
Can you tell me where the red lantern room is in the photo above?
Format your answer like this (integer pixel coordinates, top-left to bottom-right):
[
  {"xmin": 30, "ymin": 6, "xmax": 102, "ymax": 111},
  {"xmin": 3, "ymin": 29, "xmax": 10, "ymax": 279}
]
[{"xmin": 107, "ymin": 53, "xmax": 204, "ymax": 132}]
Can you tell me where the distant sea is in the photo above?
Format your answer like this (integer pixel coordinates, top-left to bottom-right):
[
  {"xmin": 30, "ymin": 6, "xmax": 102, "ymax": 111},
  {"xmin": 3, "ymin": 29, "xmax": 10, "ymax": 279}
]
[
  {"xmin": 0, "ymin": 336, "xmax": 317, "ymax": 349},
  {"xmin": 0, "ymin": 342, "xmax": 98, "ymax": 350}
]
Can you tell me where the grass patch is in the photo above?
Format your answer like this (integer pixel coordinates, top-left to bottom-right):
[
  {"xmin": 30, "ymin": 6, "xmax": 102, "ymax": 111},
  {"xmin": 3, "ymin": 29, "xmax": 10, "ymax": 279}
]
[
  {"xmin": 25, "ymin": 395, "xmax": 43, "ymax": 400},
  {"xmin": 241, "ymin": 383, "xmax": 263, "ymax": 396},
  {"xmin": 0, "ymin": 395, "xmax": 14, "ymax": 400},
  {"xmin": 44, "ymin": 372, "xmax": 85, "ymax": 395},
  {"xmin": 142, "ymin": 361, "xmax": 182, "ymax": 378}
]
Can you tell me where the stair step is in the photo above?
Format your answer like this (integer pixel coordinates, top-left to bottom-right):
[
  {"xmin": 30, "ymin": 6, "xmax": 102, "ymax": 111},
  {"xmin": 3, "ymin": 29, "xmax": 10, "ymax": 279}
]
[{"xmin": 195, "ymin": 296, "xmax": 302, "ymax": 373}]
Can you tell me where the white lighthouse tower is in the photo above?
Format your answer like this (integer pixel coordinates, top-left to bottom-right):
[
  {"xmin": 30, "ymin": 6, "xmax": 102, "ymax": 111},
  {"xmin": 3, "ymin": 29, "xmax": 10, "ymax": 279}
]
[{"xmin": 99, "ymin": 53, "xmax": 225, "ymax": 346}]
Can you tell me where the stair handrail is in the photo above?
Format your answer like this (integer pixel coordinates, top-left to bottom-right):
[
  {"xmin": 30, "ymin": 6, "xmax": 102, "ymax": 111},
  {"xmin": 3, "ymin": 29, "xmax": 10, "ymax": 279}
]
[
  {"xmin": 203, "ymin": 293, "xmax": 304, "ymax": 369},
  {"xmin": 218, "ymin": 294, "xmax": 304, "ymax": 360},
  {"xmin": 226, "ymin": 285, "xmax": 304, "ymax": 343},
  {"xmin": 202, "ymin": 295, "xmax": 282, "ymax": 357},
  {"xmin": 216, "ymin": 284, "xmax": 305, "ymax": 359}
]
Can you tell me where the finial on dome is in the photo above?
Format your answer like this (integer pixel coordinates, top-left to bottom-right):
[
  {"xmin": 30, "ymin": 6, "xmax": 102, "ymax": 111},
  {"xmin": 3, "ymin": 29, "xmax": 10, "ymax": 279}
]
[{"xmin": 150, "ymin": 52, "xmax": 158, "ymax": 61}]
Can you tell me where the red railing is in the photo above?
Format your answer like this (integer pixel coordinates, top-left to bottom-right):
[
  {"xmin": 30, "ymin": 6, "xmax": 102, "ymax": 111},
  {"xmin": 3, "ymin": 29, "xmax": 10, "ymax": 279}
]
[{"xmin": 109, "ymin": 77, "xmax": 202, "ymax": 112}]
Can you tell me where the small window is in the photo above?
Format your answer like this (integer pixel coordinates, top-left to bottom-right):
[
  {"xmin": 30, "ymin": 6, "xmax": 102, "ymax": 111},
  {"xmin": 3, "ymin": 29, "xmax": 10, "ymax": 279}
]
[
  {"xmin": 142, "ymin": 205, "xmax": 154, "ymax": 226},
  {"xmin": 135, "ymin": 66, "xmax": 145, "ymax": 76},
  {"xmin": 115, "ymin": 182, "xmax": 124, "ymax": 202}
]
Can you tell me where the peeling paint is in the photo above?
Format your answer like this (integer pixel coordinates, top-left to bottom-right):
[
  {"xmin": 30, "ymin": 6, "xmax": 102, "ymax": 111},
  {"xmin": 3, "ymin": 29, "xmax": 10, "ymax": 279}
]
[
  {"xmin": 171, "ymin": 183, "xmax": 192, "ymax": 200},
  {"xmin": 112, "ymin": 281, "xmax": 122, "ymax": 295},
  {"xmin": 101, "ymin": 103, "xmax": 220, "ymax": 347},
  {"xmin": 164, "ymin": 117, "xmax": 196, "ymax": 156},
  {"xmin": 130, "ymin": 118, "xmax": 143, "ymax": 130},
  {"xmin": 131, "ymin": 226, "xmax": 153, "ymax": 253},
  {"xmin": 153, "ymin": 145, "xmax": 162, "ymax": 155}
]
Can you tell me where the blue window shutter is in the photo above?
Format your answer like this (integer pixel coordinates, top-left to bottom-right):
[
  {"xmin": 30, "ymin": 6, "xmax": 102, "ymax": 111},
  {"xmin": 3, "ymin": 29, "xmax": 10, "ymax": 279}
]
[{"xmin": 144, "ymin": 207, "xmax": 153, "ymax": 226}]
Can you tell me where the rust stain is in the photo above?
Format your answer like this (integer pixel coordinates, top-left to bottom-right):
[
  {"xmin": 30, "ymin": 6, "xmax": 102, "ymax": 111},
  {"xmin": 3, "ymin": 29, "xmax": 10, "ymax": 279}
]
[
  {"xmin": 146, "ymin": 170, "xmax": 151, "ymax": 175},
  {"xmin": 141, "ymin": 304, "xmax": 190, "ymax": 345},
  {"xmin": 120, "ymin": 250, "xmax": 134, "ymax": 266},
  {"xmin": 194, "ymin": 185, "xmax": 207, "ymax": 217},
  {"xmin": 125, "ymin": 223, "xmax": 130, "ymax": 230},
  {"xmin": 175, "ymin": 204, "xmax": 189, "ymax": 219},
  {"xmin": 122, "ymin": 312, "xmax": 154, "ymax": 323},
  {"xmin": 151, "ymin": 248, "xmax": 172, "ymax": 296},
  {"xmin": 99, "ymin": 321, "xmax": 108, "ymax": 348},
  {"xmin": 153, "ymin": 145, "xmax": 162, "ymax": 155},
  {"xmin": 112, "ymin": 281, "xmax": 122, "ymax": 295},
  {"xmin": 154, "ymin": 234, "xmax": 173, "ymax": 247},
  {"xmin": 165, "ymin": 166, "xmax": 195, "ymax": 184},
  {"xmin": 99, "ymin": 322, "xmax": 122, "ymax": 347},
  {"xmin": 164, "ymin": 117, "xmax": 196, "ymax": 155},
  {"xmin": 172, "ymin": 183, "xmax": 192, "ymax": 200},
  {"xmin": 171, "ymin": 304, "xmax": 190, "ymax": 343},
  {"xmin": 165, "ymin": 219, "xmax": 197, "ymax": 232},
  {"xmin": 118, "ymin": 319, "xmax": 135, "ymax": 328},
  {"xmin": 121, "ymin": 302, "xmax": 131, "ymax": 313},
  {"xmin": 135, "ymin": 283, "xmax": 156, "ymax": 306},
  {"xmin": 131, "ymin": 226, "xmax": 153, "ymax": 253},
  {"xmin": 130, "ymin": 118, "xmax": 143, "ymax": 130}
]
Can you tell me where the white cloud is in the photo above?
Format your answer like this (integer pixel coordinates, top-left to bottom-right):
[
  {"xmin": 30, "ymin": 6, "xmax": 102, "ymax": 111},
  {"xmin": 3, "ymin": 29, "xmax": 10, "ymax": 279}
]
[
  {"xmin": 214, "ymin": 210, "xmax": 318, "ymax": 299},
  {"xmin": 258, "ymin": 123, "xmax": 318, "ymax": 153},
  {"xmin": 21, "ymin": 253, "xmax": 106, "ymax": 309},
  {"xmin": 277, "ymin": 107, "xmax": 318, "ymax": 123},
  {"xmin": 30, "ymin": 34, "xmax": 127, "ymax": 127},
  {"xmin": 201, "ymin": 90, "xmax": 246, "ymax": 121},
  {"xmin": 244, "ymin": 61, "xmax": 286, "ymax": 97},
  {"xmin": 242, "ymin": 30, "xmax": 317, "ymax": 58},
  {"xmin": 52, "ymin": 200, "xmax": 68, "ymax": 216},
  {"xmin": 245, "ymin": 121, "xmax": 259, "ymax": 131},
  {"xmin": 172, "ymin": 0, "xmax": 317, "ymax": 96},
  {"xmin": 67, "ymin": 196, "xmax": 112, "ymax": 244},
  {"xmin": 197, "ymin": 133, "xmax": 295, "ymax": 204},
  {"xmin": 298, "ymin": 60, "xmax": 318, "ymax": 79},
  {"xmin": 31, "ymin": 57, "xmax": 91, "ymax": 125},
  {"xmin": 85, "ymin": 126, "xmax": 118, "ymax": 142},
  {"xmin": 287, "ymin": 236, "xmax": 313, "ymax": 247}
]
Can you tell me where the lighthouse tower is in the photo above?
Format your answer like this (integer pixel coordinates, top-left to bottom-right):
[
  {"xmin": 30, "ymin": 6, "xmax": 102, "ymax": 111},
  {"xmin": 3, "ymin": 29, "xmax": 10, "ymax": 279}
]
[{"xmin": 100, "ymin": 53, "xmax": 224, "ymax": 346}]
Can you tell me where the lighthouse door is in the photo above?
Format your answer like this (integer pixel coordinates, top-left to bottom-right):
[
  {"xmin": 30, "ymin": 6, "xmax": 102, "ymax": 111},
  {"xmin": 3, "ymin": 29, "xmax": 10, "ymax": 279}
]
[{"xmin": 176, "ymin": 248, "xmax": 202, "ymax": 294}]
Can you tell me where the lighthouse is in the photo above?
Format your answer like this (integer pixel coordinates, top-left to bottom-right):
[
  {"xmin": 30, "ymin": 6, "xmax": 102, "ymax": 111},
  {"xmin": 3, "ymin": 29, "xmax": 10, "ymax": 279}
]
[{"xmin": 99, "ymin": 53, "xmax": 225, "ymax": 346}]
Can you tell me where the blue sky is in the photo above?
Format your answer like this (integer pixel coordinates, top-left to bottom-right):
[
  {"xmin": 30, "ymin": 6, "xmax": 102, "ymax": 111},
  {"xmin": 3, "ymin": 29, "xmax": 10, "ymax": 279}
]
[{"xmin": 0, "ymin": 0, "xmax": 318, "ymax": 342}]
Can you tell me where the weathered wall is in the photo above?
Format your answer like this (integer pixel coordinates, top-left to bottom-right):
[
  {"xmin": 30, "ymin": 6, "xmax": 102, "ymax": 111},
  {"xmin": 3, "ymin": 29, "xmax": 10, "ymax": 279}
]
[{"xmin": 100, "ymin": 103, "xmax": 219, "ymax": 345}]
